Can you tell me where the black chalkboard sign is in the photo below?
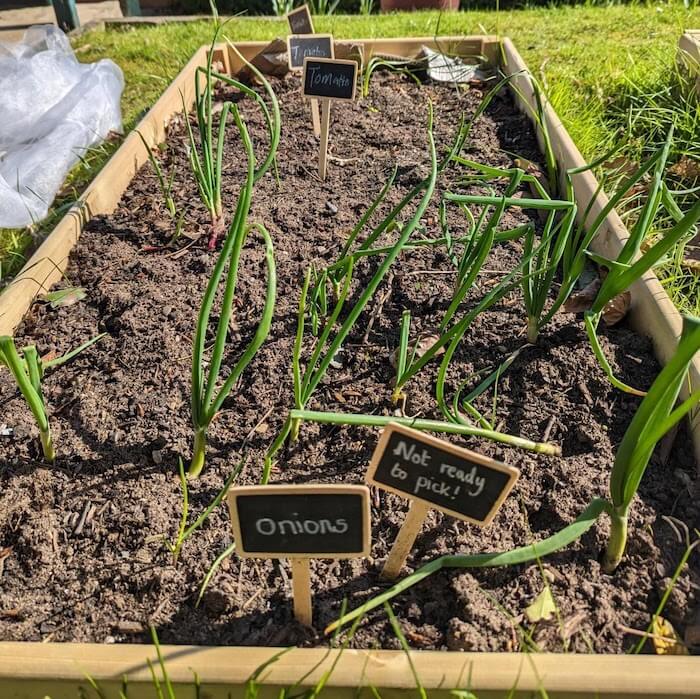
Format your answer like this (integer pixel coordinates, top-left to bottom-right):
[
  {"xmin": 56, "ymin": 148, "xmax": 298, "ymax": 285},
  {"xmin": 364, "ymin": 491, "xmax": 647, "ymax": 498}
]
[
  {"xmin": 287, "ymin": 5, "xmax": 314, "ymax": 35},
  {"xmin": 287, "ymin": 34, "xmax": 334, "ymax": 71},
  {"xmin": 302, "ymin": 57, "xmax": 357, "ymax": 102},
  {"xmin": 228, "ymin": 484, "xmax": 371, "ymax": 558},
  {"xmin": 367, "ymin": 424, "xmax": 519, "ymax": 526}
]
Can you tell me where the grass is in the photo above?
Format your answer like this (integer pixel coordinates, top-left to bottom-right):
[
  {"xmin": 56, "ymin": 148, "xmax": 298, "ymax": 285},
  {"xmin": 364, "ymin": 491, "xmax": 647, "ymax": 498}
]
[{"xmin": 1, "ymin": 4, "xmax": 698, "ymax": 306}]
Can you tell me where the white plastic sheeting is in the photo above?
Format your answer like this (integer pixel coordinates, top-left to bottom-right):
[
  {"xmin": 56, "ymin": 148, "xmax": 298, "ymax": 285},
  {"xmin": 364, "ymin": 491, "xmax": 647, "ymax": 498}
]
[{"xmin": 0, "ymin": 25, "xmax": 124, "ymax": 228}]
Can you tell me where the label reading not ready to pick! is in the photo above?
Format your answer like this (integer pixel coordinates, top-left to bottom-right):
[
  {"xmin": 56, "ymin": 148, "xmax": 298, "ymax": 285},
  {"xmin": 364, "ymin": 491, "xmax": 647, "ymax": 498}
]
[{"xmin": 366, "ymin": 424, "xmax": 519, "ymax": 526}]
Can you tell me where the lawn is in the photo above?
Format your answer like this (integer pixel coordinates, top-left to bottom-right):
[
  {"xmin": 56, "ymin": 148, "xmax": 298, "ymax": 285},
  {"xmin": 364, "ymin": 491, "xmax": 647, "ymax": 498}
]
[{"xmin": 1, "ymin": 4, "xmax": 698, "ymax": 308}]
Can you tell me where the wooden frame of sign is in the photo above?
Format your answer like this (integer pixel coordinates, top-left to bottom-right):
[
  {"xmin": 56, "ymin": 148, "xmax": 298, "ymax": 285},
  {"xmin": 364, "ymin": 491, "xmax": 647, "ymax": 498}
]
[
  {"xmin": 286, "ymin": 4, "xmax": 314, "ymax": 35},
  {"xmin": 287, "ymin": 34, "xmax": 335, "ymax": 71},
  {"xmin": 366, "ymin": 423, "xmax": 519, "ymax": 579},
  {"xmin": 228, "ymin": 483, "xmax": 371, "ymax": 626},
  {"xmin": 287, "ymin": 34, "xmax": 335, "ymax": 136},
  {"xmin": 302, "ymin": 57, "xmax": 358, "ymax": 180}
]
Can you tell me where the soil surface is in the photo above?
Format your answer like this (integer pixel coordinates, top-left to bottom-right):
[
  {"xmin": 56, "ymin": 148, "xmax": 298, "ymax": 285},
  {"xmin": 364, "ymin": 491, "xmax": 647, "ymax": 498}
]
[{"xmin": 1, "ymin": 70, "xmax": 698, "ymax": 655}]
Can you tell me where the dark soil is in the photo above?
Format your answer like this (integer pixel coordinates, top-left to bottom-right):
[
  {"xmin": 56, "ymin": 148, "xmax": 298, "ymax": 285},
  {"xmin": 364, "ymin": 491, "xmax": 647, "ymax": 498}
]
[{"xmin": 1, "ymin": 70, "xmax": 698, "ymax": 654}]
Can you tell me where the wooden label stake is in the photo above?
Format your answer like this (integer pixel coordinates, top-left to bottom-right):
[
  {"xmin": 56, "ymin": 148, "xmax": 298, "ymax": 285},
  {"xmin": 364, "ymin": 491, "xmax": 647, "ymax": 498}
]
[
  {"xmin": 302, "ymin": 57, "xmax": 358, "ymax": 181},
  {"xmin": 381, "ymin": 499, "xmax": 430, "ymax": 581},
  {"xmin": 311, "ymin": 99, "xmax": 321, "ymax": 137},
  {"xmin": 366, "ymin": 423, "xmax": 520, "ymax": 580},
  {"xmin": 291, "ymin": 558, "xmax": 313, "ymax": 626},
  {"xmin": 228, "ymin": 484, "xmax": 371, "ymax": 627},
  {"xmin": 318, "ymin": 99, "xmax": 331, "ymax": 180}
]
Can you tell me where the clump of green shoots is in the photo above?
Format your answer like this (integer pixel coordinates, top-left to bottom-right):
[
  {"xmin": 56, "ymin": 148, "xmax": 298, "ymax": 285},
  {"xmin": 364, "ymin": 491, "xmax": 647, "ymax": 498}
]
[
  {"xmin": 602, "ymin": 314, "xmax": 700, "ymax": 572},
  {"xmin": 531, "ymin": 128, "xmax": 700, "ymax": 395},
  {"xmin": 584, "ymin": 166, "xmax": 700, "ymax": 393},
  {"xmin": 185, "ymin": 29, "xmax": 280, "ymax": 250},
  {"xmin": 165, "ymin": 457, "xmax": 243, "ymax": 563},
  {"xmin": 308, "ymin": 0, "xmax": 340, "ymax": 15},
  {"xmin": 0, "ymin": 333, "xmax": 105, "ymax": 462},
  {"xmin": 271, "ymin": 0, "xmax": 294, "ymax": 16}
]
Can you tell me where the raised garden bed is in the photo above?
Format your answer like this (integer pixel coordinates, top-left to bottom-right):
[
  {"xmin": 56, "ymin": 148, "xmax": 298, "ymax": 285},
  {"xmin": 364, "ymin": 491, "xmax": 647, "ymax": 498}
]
[
  {"xmin": 0, "ymin": 36, "xmax": 698, "ymax": 697},
  {"xmin": 678, "ymin": 30, "xmax": 700, "ymax": 94}
]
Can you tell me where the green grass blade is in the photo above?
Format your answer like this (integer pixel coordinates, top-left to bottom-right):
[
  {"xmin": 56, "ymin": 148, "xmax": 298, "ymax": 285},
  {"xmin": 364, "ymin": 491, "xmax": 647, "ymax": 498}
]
[{"xmin": 44, "ymin": 333, "xmax": 107, "ymax": 371}]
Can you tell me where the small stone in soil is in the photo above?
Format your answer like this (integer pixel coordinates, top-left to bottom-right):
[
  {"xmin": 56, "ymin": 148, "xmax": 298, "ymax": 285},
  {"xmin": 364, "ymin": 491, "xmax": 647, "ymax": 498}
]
[{"xmin": 201, "ymin": 589, "xmax": 229, "ymax": 617}]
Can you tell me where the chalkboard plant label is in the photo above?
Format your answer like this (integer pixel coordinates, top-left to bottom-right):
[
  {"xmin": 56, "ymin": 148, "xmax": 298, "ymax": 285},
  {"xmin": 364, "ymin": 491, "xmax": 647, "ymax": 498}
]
[
  {"xmin": 228, "ymin": 484, "xmax": 371, "ymax": 627},
  {"xmin": 366, "ymin": 423, "xmax": 519, "ymax": 579},
  {"xmin": 287, "ymin": 34, "xmax": 334, "ymax": 71},
  {"xmin": 301, "ymin": 57, "xmax": 358, "ymax": 180},
  {"xmin": 302, "ymin": 57, "xmax": 358, "ymax": 102},
  {"xmin": 228, "ymin": 484, "xmax": 371, "ymax": 558},
  {"xmin": 286, "ymin": 4, "xmax": 314, "ymax": 35}
]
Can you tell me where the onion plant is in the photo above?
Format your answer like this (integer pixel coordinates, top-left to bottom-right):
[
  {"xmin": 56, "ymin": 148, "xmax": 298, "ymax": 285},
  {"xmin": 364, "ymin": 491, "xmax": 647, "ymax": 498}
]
[
  {"xmin": 391, "ymin": 187, "xmax": 573, "ymax": 407},
  {"xmin": 189, "ymin": 103, "xmax": 277, "ymax": 479},
  {"xmin": 602, "ymin": 314, "xmax": 700, "ymax": 572},
  {"xmin": 0, "ymin": 333, "xmax": 105, "ymax": 462},
  {"xmin": 262, "ymin": 104, "xmax": 440, "ymax": 483},
  {"xmin": 185, "ymin": 30, "xmax": 280, "ymax": 249}
]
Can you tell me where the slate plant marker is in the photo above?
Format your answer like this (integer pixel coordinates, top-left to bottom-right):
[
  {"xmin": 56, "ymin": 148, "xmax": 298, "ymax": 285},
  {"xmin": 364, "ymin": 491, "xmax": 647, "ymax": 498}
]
[
  {"xmin": 287, "ymin": 34, "xmax": 335, "ymax": 137},
  {"xmin": 227, "ymin": 484, "xmax": 371, "ymax": 626},
  {"xmin": 302, "ymin": 57, "xmax": 358, "ymax": 180},
  {"xmin": 286, "ymin": 4, "xmax": 314, "ymax": 35},
  {"xmin": 366, "ymin": 423, "xmax": 519, "ymax": 580}
]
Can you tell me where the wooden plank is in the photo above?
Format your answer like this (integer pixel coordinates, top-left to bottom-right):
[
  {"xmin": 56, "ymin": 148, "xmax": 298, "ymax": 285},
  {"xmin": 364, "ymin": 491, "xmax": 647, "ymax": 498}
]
[{"xmin": 0, "ymin": 642, "xmax": 698, "ymax": 698}]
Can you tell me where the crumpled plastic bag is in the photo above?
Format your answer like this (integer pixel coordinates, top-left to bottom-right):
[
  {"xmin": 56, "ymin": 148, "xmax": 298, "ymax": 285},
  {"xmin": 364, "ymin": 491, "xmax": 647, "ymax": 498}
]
[
  {"xmin": 420, "ymin": 46, "xmax": 491, "ymax": 84},
  {"xmin": 0, "ymin": 25, "xmax": 124, "ymax": 228}
]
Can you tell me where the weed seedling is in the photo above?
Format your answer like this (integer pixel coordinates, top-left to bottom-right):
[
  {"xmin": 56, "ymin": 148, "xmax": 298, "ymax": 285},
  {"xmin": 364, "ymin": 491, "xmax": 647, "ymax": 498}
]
[{"xmin": 165, "ymin": 458, "xmax": 243, "ymax": 564}]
